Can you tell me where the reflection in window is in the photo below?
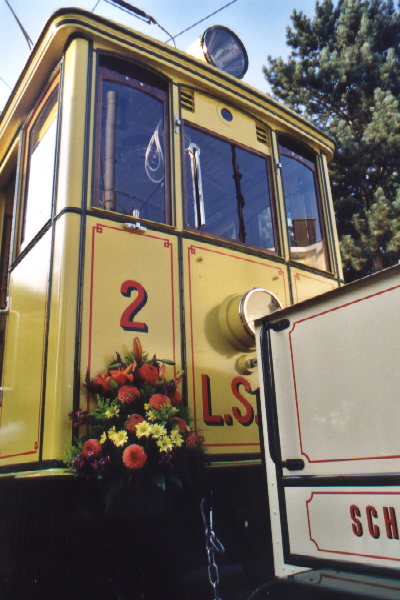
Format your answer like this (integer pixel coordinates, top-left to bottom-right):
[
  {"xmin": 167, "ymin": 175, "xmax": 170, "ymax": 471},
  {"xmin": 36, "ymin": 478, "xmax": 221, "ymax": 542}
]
[
  {"xmin": 184, "ymin": 125, "xmax": 275, "ymax": 251},
  {"xmin": 279, "ymin": 140, "xmax": 329, "ymax": 271},
  {"xmin": 21, "ymin": 86, "xmax": 58, "ymax": 251},
  {"xmin": 0, "ymin": 174, "xmax": 15, "ymax": 378},
  {"xmin": 95, "ymin": 59, "xmax": 169, "ymax": 223}
]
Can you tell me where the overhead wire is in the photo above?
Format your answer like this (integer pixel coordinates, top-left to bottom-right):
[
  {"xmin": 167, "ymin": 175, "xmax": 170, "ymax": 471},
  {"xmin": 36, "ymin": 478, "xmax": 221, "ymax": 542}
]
[
  {"xmin": 103, "ymin": 0, "xmax": 176, "ymax": 45},
  {"xmin": 0, "ymin": 77, "xmax": 11, "ymax": 90},
  {"xmin": 91, "ymin": 0, "xmax": 240, "ymax": 47},
  {"xmin": 4, "ymin": 0, "xmax": 33, "ymax": 49},
  {"xmin": 165, "ymin": 0, "xmax": 239, "ymax": 43}
]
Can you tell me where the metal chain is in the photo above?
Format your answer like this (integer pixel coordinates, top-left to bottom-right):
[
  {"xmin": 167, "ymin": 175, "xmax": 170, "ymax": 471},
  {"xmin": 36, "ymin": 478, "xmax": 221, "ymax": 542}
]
[{"xmin": 201, "ymin": 497, "xmax": 225, "ymax": 600}]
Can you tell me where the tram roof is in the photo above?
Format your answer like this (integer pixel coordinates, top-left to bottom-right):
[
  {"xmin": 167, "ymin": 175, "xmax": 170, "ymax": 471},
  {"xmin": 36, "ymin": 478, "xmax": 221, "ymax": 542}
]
[{"xmin": 0, "ymin": 7, "xmax": 335, "ymax": 160}]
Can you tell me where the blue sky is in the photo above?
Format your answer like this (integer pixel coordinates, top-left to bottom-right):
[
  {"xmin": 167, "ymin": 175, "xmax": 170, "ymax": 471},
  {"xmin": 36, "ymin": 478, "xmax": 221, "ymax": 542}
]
[{"xmin": 0, "ymin": 0, "xmax": 318, "ymax": 111}]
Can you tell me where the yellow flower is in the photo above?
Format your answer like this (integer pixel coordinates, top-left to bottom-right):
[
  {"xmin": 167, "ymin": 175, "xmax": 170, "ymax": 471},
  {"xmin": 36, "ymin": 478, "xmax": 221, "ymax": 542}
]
[
  {"xmin": 150, "ymin": 423, "xmax": 167, "ymax": 439},
  {"xmin": 105, "ymin": 405, "xmax": 120, "ymax": 419},
  {"xmin": 107, "ymin": 426, "xmax": 116, "ymax": 438},
  {"xmin": 146, "ymin": 409, "xmax": 158, "ymax": 422},
  {"xmin": 170, "ymin": 428, "xmax": 184, "ymax": 447},
  {"xmin": 99, "ymin": 431, "xmax": 107, "ymax": 444},
  {"xmin": 156, "ymin": 436, "xmax": 173, "ymax": 452},
  {"xmin": 135, "ymin": 421, "xmax": 152, "ymax": 438},
  {"xmin": 144, "ymin": 403, "xmax": 150, "ymax": 411},
  {"xmin": 109, "ymin": 429, "xmax": 128, "ymax": 447}
]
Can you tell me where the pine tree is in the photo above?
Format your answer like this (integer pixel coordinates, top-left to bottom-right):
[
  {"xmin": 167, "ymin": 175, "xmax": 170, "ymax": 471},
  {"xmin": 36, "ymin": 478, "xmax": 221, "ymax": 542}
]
[{"xmin": 264, "ymin": 0, "xmax": 400, "ymax": 280}]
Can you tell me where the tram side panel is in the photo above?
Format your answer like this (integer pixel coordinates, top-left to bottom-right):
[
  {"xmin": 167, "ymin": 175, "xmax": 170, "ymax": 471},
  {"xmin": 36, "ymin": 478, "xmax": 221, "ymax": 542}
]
[
  {"xmin": 182, "ymin": 238, "xmax": 290, "ymax": 459},
  {"xmin": 0, "ymin": 232, "xmax": 52, "ymax": 465},
  {"xmin": 80, "ymin": 217, "xmax": 183, "ymax": 414},
  {"xmin": 40, "ymin": 213, "xmax": 82, "ymax": 462}
]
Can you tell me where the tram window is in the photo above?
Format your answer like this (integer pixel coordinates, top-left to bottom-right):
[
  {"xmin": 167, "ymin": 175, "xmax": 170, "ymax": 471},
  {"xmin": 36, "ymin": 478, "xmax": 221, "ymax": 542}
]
[
  {"xmin": 184, "ymin": 124, "xmax": 276, "ymax": 251},
  {"xmin": 20, "ymin": 84, "xmax": 58, "ymax": 252},
  {"xmin": 95, "ymin": 57, "xmax": 170, "ymax": 223},
  {"xmin": 0, "ymin": 174, "xmax": 15, "ymax": 378},
  {"xmin": 279, "ymin": 138, "xmax": 329, "ymax": 271}
]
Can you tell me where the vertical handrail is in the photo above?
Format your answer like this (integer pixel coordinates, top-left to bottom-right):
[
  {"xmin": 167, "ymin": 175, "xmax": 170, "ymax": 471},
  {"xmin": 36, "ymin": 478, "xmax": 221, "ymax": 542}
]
[
  {"xmin": 189, "ymin": 143, "xmax": 205, "ymax": 228},
  {"xmin": 103, "ymin": 90, "xmax": 117, "ymax": 212}
]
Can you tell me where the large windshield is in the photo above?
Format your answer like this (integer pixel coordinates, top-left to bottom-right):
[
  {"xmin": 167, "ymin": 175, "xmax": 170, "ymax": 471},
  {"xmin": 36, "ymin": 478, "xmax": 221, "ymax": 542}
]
[
  {"xmin": 95, "ymin": 58, "xmax": 169, "ymax": 223},
  {"xmin": 184, "ymin": 124, "xmax": 276, "ymax": 251}
]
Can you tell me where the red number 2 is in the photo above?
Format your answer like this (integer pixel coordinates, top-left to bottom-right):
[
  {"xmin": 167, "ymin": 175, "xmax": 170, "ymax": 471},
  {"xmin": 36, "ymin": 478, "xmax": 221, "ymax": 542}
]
[{"xmin": 120, "ymin": 280, "xmax": 148, "ymax": 332}]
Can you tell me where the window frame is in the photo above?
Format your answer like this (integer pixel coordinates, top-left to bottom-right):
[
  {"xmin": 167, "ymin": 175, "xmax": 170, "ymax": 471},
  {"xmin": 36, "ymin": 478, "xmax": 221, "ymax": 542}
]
[
  {"xmin": 182, "ymin": 120, "xmax": 279, "ymax": 255},
  {"xmin": 93, "ymin": 55, "xmax": 171, "ymax": 225},
  {"xmin": 278, "ymin": 136, "xmax": 331, "ymax": 272}
]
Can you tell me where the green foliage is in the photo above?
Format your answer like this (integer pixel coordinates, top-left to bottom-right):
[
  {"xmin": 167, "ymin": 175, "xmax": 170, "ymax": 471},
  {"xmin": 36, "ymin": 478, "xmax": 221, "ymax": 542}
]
[
  {"xmin": 61, "ymin": 440, "xmax": 83, "ymax": 468},
  {"xmin": 264, "ymin": 0, "xmax": 400, "ymax": 280}
]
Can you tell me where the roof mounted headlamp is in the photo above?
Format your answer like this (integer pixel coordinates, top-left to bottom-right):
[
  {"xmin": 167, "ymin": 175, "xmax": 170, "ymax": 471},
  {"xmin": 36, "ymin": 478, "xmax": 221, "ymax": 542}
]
[{"xmin": 187, "ymin": 25, "xmax": 248, "ymax": 79}]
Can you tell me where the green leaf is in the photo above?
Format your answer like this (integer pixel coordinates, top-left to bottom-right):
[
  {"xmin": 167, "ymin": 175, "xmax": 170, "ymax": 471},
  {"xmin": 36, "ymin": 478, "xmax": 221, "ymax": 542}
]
[
  {"xmin": 168, "ymin": 472, "xmax": 182, "ymax": 490},
  {"xmin": 158, "ymin": 359, "xmax": 176, "ymax": 365},
  {"xmin": 150, "ymin": 471, "xmax": 166, "ymax": 491}
]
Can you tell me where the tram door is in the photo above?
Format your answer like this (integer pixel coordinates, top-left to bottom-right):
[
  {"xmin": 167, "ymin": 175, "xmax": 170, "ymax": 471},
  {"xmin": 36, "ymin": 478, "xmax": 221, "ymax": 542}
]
[
  {"xmin": 257, "ymin": 264, "xmax": 400, "ymax": 575},
  {"xmin": 0, "ymin": 80, "xmax": 59, "ymax": 465}
]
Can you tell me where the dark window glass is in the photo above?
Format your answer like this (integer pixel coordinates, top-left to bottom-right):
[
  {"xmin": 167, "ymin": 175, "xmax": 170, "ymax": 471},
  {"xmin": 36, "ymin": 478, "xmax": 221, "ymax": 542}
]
[
  {"xmin": 0, "ymin": 174, "xmax": 15, "ymax": 378},
  {"xmin": 279, "ymin": 140, "xmax": 329, "ymax": 271},
  {"xmin": 184, "ymin": 125, "xmax": 275, "ymax": 251},
  {"xmin": 95, "ymin": 59, "xmax": 169, "ymax": 223},
  {"xmin": 220, "ymin": 108, "xmax": 233, "ymax": 122}
]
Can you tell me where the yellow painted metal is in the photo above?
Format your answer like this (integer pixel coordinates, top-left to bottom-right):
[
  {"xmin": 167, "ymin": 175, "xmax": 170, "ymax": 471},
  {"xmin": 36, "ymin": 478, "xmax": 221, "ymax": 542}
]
[
  {"xmin": 182, "ymin": 90, "xmax": 272, "ymax": 156},
  {"xmin": 41, "ymin": 214, "xmax": 81, "ymax": 461},
  {"xmin": 57, "ymin": 38, "xmax": 90, "ymax": 211},
  {"xmin": 0, "ymin": 231, "xmax": 52, "ymax": 465},
  {"xmin": 182, "ymin": 238, "xmax": 289, "ymax": 456},
  {"xmin": 320, "ymin": 153, "xmax": 344, "ymax": 281},
  {"xmin": 290, "ymin": 266, "xmax": 339, "ymax": 304},
  {"xmin": 269, "ymin": 129, "xmax": 289, "ymax": 261},
  {"xmin": 80, "ymin": 217, "xmax": 182, "ymax": 411},
  {"xmin": 219, "ymin": 289, "xmax": 282, "ymax": 351}
]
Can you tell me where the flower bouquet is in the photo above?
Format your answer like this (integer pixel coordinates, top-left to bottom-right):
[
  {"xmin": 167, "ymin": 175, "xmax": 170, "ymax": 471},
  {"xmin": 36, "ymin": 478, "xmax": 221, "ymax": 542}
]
[{"xmin": 63, "ymin": 338, "xmax": 204, "ymax": 500}]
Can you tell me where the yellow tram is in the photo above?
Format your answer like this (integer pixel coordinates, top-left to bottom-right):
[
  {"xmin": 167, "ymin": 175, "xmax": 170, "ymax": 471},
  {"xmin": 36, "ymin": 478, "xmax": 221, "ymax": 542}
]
[
  {"xmin": 0, "ymin": 7, "xmax": 342, "ymax": 470},
  {"xmin": 0, "ymin": 7, "xmax": 349, "ymax": 599}
]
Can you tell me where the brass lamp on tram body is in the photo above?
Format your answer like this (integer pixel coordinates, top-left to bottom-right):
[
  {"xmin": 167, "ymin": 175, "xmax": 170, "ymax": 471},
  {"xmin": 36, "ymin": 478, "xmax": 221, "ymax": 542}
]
[
  {"xmin": 186, "ymin": 25, "xmax": 249, "ymax": 79},
  {"xmin": 219, "ymin": 288, "xmax": 282, "ymax": 373}
]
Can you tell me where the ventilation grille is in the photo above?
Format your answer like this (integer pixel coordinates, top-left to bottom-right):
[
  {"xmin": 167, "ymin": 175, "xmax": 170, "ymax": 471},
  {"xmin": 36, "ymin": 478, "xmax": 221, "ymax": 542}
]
[
  {"xmin": 256, "ymin": 124, "xmax": 270, "ymax": 145},
  {"xmin": 181, "ymin": 88, "xmax": 195, "ymax": 112}
]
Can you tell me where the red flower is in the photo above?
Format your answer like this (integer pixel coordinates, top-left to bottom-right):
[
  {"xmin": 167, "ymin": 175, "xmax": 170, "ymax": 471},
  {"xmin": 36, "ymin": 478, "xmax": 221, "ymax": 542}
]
[
  {"xmin": 94, "ymin": 371, "xmax": 110, "ymax": 391},
  {"xmin": 118, "ymin": 385, "xmax": 140, "ymax": 403},
  {"xmin": 185, "ymin": 432, "xmax": 204, "ymax": 450},
  {"xmin": 174, "ymin": 417, "xmax": 187, "ymax": 432},
  {"xmin": 158, "ymin": 363, "xmax": 166, "ymax": 379},
  {"xmin": 108, "ymin": 364, "xmax": 134, "ymax": 385},
  {"xmin": 122, "ymin": 444, "xmax": 147, "ymax": 470},
  {"xmin": 139, "ymin": 363, "xmax": 159, "ymax": 384},
  {"xmin": 125, "ymin": 414, "xmax": 144, "ymax": 433},
  {"xmin": 149, "ymin": 394, "xmax": 170, "ymax": 411},
  {"xmin": 133, "ymin": 337, "xmax": 143, "ymax": 364},
  {"xmin": 170, "ymin": 390, "xmax": 182, "ymax": 405},
  {"xmin": 82, "ymin": 439, "xmax": 102, "ymax": 458}
]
